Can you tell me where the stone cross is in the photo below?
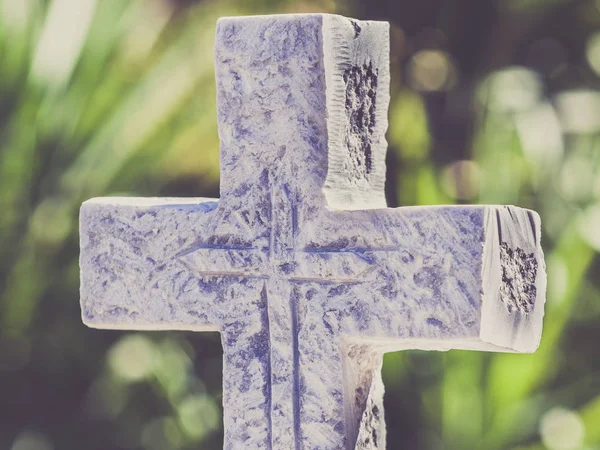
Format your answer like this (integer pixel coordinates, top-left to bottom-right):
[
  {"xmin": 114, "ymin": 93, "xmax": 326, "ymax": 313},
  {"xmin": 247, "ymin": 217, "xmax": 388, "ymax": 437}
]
[{"xmin": 80, "ymin": 14, "xmax": 547, "ymax": 450}]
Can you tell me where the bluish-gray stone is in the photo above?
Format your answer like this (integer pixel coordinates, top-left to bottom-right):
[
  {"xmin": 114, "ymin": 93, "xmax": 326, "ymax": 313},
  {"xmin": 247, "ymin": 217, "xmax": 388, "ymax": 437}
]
[{"xmin": 80, "ymin": 14, "xmax": 547, "ymax": 450}]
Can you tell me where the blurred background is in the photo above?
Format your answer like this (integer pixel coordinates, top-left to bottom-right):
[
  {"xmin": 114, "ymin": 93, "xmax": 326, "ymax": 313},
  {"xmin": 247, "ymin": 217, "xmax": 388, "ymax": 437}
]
[{"xmin": 1, "ymin": 0, "xmax": 599, "ymax": 449}]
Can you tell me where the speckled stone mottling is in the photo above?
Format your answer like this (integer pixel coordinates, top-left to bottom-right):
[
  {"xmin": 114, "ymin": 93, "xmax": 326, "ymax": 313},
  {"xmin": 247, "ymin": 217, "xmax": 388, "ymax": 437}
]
[{"xmin": 80, "ymin": 14, "xmax": 547, "ymax": 450}]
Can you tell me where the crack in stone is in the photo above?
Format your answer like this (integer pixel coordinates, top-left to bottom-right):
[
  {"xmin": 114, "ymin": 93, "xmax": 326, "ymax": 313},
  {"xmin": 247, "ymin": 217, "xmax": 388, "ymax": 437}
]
[{"xmin": 350, "ymin": 20, "xmax": 362, "ymax": 39}]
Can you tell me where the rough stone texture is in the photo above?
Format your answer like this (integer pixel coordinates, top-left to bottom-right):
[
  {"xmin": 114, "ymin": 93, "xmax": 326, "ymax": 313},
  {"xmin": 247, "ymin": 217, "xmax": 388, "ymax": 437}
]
[{"xmin": 80, "ymin": 14, "xmax": 547, "ymax": 450}]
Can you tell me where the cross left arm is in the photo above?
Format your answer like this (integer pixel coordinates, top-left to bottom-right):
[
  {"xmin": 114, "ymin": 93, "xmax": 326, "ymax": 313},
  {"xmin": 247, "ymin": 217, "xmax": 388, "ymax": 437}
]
[{"xmin": 80, "ymin": 197, "xmax": 224, "ymax": 331}]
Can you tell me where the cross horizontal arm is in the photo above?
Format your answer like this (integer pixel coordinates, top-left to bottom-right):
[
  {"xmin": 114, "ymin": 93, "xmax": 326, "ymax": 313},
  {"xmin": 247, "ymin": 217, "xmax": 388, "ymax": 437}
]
[{"xmin": 80, "ymin": 197, "xmax": 256, "ymax": 332}]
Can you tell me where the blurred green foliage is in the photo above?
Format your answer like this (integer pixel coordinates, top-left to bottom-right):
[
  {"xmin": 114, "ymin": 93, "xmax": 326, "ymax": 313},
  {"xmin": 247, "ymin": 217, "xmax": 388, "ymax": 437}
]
[{"xmin": 1, "ymin": 0, "xmax": 600, "ymax": 449}]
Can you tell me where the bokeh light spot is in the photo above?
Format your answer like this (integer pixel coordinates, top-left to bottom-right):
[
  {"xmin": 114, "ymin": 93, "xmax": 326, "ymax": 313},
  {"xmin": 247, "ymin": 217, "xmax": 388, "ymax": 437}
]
[
  {"xmin": 539, "ymin": 407, "xmax": 585, "ymax": 450},
  {"xmin": 108, "ymin": 334, "xmax": 156, "ymax": 382},
  {"xmin": 141, "ymin": 417, "xmax": 182, "ymax": 450},
  {"xmin": 11, "ymin": 431, "xmax": 53, "ymax": 450},
  {"xmin": 578, "ymin": 203, "xmax": 600, "ymax": 251},
  {"xmin": 560, "ymin": 156, "xmax": 594, "ymax": 201},
  {"xmin": 477, "ymin": 67, "xmax": 541, "ymax": 112},
  {"xmin": 387, "ymin": 90, "xmax": 430, "ymax": 161},
  {"xmin": 554, "ymin": 90, "xmax": 600, "ymax": 134},
  {"xmin": 586, "ymin": 31, "xmax": 600, "ymax": 76},
  {"xmin": 408, "ymin": 50, "xmax": 457, "ymax": 92},
  {"xmin": 154, "ymin": 338, "xmax": 195, "ymax": 400},
  {"xmin": 440, "ymin": 160, "xmax": 481, "ymax": 201},
  {"xmin": 178, "ymin": 394, "xmax": 221, "ymax": 440},
  {"xmin": 515, "ymin": 102, "xmax": 564, "ymax": 167}
]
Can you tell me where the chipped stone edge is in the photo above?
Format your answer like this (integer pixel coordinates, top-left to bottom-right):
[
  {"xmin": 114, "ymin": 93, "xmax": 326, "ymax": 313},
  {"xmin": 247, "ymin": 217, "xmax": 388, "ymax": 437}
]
[
  {"xmin": 479, "ymin": 205, "xmax": 547, "ymax": 353},
  {"xmin": 322, "ymin": 14, "xmax": 390, "ymax": 211}
]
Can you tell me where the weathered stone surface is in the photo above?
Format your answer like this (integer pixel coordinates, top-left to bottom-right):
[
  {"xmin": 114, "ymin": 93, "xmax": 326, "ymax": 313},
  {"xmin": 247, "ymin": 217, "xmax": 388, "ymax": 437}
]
[{"xmin": 80, "ymin": 14, "xmax": 547, "ymax": 450}]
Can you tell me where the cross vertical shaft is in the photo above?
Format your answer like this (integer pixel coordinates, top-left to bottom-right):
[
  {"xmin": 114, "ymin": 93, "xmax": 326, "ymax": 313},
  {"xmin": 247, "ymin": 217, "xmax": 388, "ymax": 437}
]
[{"xmin": 213, "ymin": 15, "xmax": 392, "ymax": 448}]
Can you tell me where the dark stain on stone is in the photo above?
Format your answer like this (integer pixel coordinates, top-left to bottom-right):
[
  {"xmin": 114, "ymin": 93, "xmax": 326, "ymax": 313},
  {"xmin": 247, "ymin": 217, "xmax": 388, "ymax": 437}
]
[
  {"xmin": 527, "ymin": 210, "xmax": 537, "ymax": 243},
  {"xmin": 329, "ymin": 284, "xmax": 351, "ymax": 297},
  {"xmin": 496, "ymin": 209, "xmax": 503, "ymax": 245},
  {"xmin": 426, "ymin": 317, "xmax": 447, "ymax": 331},
  {"xmin": 351, "ymin": 20, "xmax": 362, "ymax": 38},
  {"xmin": 278, "ymin": 261, "xmax": 297, "ymax": 275},
  {"xmin": 343, "ymin": 62, "xmax": 378, "ymax": 178},
  {"xmin": 499, "ymin": 243, "xmax": 538, "ymax": 314},
  {"xmin": 354, "ymin": 385, "xmax": 383, "ymax": 449},
  {"xmin": 401, "ymin": 251, "xmax": 414, "ymax": 264},
  {"xmin": 413, "ymin": 264, "xmax": 446, "ymax": 298}
]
